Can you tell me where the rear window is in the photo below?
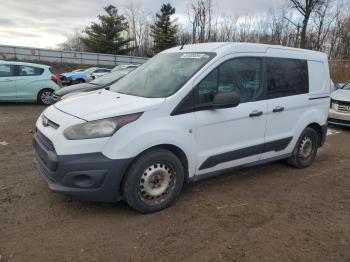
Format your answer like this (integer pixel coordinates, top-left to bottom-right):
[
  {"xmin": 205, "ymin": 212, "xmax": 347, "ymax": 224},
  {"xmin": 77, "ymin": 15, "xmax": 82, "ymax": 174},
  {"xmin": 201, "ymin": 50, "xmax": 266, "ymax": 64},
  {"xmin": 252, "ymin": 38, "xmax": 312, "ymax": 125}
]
[
  {"xmin": 19, "ymin": 65, "xmax": 44, "ymax": 76},
  {"xmin": 267, "ymin": 58, "xmax": 309, "ymax": 98}
]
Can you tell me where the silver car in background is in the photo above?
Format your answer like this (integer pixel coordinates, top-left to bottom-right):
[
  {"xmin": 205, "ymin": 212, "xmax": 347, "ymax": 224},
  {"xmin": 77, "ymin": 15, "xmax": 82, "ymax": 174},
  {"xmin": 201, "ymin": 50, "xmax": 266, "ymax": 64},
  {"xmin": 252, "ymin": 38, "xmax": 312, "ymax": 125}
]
[{"xmin": 329, "ymin": 81, "xmax": 350, "ymax": 127}]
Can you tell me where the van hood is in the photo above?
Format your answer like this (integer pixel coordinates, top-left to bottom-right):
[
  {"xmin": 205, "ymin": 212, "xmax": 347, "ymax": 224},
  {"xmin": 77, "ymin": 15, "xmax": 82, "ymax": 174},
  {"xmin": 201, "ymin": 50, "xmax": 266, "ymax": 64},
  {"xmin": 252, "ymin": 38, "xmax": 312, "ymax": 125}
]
[
  {"xmin": 331, "ymin": 89, "xmax": 350, "ymax": 102},
  {"xmin": 54, "ymin": 89, "xmax": 165, "ymax": 121}
]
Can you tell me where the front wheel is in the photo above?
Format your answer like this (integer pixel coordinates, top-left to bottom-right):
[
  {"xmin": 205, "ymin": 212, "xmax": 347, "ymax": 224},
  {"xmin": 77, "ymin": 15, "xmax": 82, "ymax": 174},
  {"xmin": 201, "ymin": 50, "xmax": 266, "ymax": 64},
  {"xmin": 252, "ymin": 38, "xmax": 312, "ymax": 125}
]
[
  {"xmin": 287, "ymin": 127, "xmax": 319, "ymax": 168},
  {"xmin": 122, "ymin": 149, "xmax": 185, "ymax": 213},
  {"xmin": 37, "ymin": 89, "xmax": 54, "ymax": 105}
]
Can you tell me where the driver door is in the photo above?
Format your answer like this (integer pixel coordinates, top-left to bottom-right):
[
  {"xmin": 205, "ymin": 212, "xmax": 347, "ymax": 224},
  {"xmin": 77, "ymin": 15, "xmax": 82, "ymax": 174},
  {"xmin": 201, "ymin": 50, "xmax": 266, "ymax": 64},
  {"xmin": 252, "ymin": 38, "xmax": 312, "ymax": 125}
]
[{"xmin": 194, "ymin": 56, "xmax": 267, "ymax": 174}]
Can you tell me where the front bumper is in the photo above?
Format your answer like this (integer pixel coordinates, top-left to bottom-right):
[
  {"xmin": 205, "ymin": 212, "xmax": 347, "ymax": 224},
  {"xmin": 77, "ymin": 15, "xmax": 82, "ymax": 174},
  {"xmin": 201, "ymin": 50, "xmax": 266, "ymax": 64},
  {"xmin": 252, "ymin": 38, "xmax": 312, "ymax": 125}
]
[
  {"xmin": 329, "ymin": 108, "xmax": 350, "ymax": 127},
  {"xmin": 33, "ymin": 132, "xmax": 132, "ymax": 202},
  {"xmin": 60, "ymin": 75, "xmax": 72, "ymax": 86}
]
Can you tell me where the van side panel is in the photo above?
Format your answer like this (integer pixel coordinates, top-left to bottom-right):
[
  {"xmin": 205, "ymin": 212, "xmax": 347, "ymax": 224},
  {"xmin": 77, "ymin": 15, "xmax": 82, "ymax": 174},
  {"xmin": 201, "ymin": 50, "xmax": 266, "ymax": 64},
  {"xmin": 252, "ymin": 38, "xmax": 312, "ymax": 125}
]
[
  {"xmin": 308, "ymin": 60, "xmax": 331, "ymax": 96},
  {"xmin": 261, "ymin": 49, "xmax": 330, "ymax": 162}
]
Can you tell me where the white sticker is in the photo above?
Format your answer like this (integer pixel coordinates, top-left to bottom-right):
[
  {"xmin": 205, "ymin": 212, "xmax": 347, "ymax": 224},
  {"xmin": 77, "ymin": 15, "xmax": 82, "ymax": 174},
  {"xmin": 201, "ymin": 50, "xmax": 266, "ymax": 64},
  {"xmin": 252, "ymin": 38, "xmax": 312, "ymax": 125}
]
[{"xmin": 180, "ymin": 53, "xmax": 207, "ymax": 59}]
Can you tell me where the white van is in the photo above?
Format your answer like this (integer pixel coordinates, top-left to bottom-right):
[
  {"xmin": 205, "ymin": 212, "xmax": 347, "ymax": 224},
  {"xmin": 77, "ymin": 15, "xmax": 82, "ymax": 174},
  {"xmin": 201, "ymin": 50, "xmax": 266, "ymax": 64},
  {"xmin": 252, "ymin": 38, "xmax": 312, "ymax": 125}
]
[{"xmin": 33, "ymin": 43, "xmax": 330, "ymax": 213}]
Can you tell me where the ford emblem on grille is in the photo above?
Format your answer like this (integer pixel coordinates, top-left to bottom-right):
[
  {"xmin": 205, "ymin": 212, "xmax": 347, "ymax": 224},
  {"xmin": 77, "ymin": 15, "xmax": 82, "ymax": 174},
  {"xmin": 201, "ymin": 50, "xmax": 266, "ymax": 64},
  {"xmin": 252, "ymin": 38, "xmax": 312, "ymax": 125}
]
[{"xmin": 42, "ymin": 116, "xmax": 49, "ymax": 127}]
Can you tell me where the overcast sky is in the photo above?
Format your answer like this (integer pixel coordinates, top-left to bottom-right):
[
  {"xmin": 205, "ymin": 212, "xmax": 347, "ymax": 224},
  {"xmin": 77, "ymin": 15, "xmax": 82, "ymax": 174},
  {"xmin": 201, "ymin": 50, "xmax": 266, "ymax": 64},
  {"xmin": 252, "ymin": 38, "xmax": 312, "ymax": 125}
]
[{"xmin": 0, "ymin": 0, "xmax": 287, "ymax": 48}]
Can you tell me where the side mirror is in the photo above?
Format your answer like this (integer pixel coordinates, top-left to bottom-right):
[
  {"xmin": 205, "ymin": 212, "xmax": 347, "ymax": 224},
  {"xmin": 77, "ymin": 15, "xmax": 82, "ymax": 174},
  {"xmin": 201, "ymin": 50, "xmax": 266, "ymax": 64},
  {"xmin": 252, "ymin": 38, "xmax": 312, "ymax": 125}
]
[{"xmin": 212, "ymin": 92, "xmax": 240, "ymax": 109}]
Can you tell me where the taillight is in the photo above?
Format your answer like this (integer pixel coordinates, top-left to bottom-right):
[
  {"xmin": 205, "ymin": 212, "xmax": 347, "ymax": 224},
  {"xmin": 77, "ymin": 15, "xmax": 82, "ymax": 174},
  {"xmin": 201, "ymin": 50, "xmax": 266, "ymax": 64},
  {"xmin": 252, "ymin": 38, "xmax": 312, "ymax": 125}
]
[{"xmin": 51, "ymin": 75, "xmax": 58, "ymax": 84}]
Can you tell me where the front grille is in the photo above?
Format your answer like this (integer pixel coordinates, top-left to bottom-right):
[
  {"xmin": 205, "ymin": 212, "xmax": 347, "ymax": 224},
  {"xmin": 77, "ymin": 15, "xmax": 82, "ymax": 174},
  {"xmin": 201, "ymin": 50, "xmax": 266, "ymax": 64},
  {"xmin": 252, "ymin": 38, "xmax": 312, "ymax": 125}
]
[
  {"xmin": 336, "ymin": 104, "xmax": 350, "ymax": 113},
  {"xmin": 37, "ymin": 131, "xmax": 55, "ymax": 152},
  {"xmin": 333, "ymin": 99, "xmax": 350, "ymax": 106}
]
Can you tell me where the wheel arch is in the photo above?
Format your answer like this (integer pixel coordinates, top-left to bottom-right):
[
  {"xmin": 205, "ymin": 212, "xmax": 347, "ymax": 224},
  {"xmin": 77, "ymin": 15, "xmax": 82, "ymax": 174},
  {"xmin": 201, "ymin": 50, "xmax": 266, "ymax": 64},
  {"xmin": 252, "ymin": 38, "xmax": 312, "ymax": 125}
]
[
  {"xmin": 306, "ymin": 122, "xmax": 326, "ymax": 146},
  {"xmin": 119, "ymin": 143, "xmax": 190, "ymax": 196}
]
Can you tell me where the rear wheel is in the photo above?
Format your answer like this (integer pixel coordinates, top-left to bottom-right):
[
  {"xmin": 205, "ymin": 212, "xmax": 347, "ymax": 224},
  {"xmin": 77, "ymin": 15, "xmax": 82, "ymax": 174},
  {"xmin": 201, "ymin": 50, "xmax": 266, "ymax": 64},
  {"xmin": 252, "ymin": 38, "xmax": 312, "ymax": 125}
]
[
  {"xmin": 122, "ymin": 149, "xmax": 185, "ymax": 213},
  {"xmin": 37, "ymin": 89, "xmax": 54, "ymax": 105},
  {"xmin": 287, "ymin": 127, "xmax": 319, "ymax": 168}
]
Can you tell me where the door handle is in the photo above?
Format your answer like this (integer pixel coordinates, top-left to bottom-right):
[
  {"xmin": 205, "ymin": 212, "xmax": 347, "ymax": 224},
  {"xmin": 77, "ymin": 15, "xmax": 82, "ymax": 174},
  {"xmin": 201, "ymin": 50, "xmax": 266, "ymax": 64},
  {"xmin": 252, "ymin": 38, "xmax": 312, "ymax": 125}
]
[
  {"xmin": 273, "ymin": 106, "xmax": 284, "ymax": 113},
  {"xmin": 249, "ymin": 110, "xmax": 263, "ymax": 117}
]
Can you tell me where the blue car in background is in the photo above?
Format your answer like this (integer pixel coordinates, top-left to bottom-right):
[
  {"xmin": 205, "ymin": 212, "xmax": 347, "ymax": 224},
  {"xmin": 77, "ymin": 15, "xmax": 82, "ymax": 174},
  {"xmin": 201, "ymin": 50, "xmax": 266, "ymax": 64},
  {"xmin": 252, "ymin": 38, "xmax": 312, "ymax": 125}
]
[{"xmin": 60, "ymin": 67, "xmax": 111, "ymax": 85}]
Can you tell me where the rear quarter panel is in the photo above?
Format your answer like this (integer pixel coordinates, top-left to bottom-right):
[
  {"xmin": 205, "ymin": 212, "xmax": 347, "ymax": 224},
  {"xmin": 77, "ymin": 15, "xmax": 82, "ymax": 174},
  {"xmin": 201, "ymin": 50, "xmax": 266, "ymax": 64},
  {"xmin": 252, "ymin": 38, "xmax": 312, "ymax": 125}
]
[{"xmin": 16, "ymin": 69, "xmax": 59, "ymax": 101}]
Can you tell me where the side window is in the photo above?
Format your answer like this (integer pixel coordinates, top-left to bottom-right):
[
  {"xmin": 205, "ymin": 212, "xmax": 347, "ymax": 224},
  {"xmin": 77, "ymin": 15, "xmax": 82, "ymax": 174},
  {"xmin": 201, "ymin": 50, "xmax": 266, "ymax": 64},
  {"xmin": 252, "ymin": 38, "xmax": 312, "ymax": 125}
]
[
  {"xmin": 197, "ymin": 68, "xmax": 218, "ymax": 104},
  {"xmin": 197, "ymin": 57, "xmax": 263, "ymax": 105},
  {"xmin": 267, "ymin": 58, "xmax": 309, "ymax": 98},
  {"xmin": 19, "ymin": 65, "xmax": 44, "ymax": 76},
  {"xmin": 0, "ymin": 64, "xmax": 16, "ymax": 77}
]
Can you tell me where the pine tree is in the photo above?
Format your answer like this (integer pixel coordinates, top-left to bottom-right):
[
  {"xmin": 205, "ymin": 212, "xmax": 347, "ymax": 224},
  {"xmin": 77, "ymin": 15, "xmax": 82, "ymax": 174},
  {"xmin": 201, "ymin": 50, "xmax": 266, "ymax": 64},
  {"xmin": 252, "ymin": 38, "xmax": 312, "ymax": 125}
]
[
  {"xmin": 82, "ymin": 5, "xmax": 134, "ymax": 55},
  {"xmin": 150, "ymin": 3, "xmax": 178, "ymax": 54}
]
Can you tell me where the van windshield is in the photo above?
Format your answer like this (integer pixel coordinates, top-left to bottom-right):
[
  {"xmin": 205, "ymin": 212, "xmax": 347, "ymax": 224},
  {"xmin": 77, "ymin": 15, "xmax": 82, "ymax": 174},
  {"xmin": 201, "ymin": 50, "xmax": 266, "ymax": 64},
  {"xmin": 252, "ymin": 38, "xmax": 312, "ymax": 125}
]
[{"xmin": 109, "ymin": 52, "xmax": 215, "ymax": 98}]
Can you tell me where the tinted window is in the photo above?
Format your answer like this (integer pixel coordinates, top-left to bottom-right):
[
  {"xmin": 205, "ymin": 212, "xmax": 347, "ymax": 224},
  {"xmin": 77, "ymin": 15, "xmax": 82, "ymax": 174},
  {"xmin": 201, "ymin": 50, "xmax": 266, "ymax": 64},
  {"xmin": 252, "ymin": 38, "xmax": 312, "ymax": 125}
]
[
  {"xmin": 197, "ymin": 57, "xmax": 263, "ymax": 105},
  {"xmin": 0, "ymin": 64, "xmax": 16, "ymax": 77},
  {"xmin": 267, "ymin": 58, "xmax": 308, "ymax": 98},
  {"xmin": 19, "ymin": 65, "xmax": 44, "ymax": 76}
]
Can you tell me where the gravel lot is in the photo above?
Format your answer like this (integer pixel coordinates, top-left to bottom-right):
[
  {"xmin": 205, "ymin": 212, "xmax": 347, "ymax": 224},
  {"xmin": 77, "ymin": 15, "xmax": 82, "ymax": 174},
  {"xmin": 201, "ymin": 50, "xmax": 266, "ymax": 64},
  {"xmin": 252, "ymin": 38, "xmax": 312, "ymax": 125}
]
[{"xmin": 0, "ymin": 104, "xmax": 350, "ymax": 262}]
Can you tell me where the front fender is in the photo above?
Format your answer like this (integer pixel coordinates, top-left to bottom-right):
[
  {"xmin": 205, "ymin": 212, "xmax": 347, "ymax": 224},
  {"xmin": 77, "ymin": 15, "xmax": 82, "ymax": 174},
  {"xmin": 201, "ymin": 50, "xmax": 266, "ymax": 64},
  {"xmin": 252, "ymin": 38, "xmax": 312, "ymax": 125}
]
[{"xmin": 102, "ymin": 121, "xmax": 197, "ymax": 177}]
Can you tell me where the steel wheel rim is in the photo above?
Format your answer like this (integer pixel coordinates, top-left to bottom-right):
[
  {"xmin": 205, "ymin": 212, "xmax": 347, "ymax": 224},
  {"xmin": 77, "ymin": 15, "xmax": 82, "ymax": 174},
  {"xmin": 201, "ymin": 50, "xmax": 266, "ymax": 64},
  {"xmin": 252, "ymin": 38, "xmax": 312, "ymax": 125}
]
[
  {"xmin": 299, "ymin": 136, "xmax": 313, "ymax": 159},
  {"xmin": 41, "ymin": 91, "xmax": 52, "ymax": 105},
  {"xmin": 138, "ymin": 162, "xmax": 176, "ymax": 205}
]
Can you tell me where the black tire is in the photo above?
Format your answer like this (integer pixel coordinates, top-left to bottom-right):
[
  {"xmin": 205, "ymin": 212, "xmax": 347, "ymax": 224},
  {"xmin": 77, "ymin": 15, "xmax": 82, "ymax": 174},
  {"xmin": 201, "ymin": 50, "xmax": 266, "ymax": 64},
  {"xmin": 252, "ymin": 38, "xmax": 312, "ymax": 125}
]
[
  {"xmin": 37, "ymin": 89, "xmax": 54, "ymax": 105},
  {"xmin": 122, "ymin": 149, "xmax": 185, "ymax": 213},
  {"xmin": 287, "ymin": 127, "xmax": 319, "ymax": 168}
]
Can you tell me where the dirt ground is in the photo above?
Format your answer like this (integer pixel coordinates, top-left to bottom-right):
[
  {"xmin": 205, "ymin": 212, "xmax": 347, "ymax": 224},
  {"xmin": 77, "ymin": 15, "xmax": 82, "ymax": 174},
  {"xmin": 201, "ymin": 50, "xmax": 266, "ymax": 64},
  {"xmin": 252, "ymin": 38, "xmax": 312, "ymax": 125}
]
[{"xmin": 0, "ymin": 104, "xmax": 350, "ymax": 262}]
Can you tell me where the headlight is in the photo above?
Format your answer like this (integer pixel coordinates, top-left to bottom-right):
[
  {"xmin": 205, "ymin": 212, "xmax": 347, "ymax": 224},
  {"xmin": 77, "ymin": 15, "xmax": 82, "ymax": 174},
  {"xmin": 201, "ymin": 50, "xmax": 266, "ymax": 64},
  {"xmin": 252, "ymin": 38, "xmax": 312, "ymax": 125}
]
[{"xmin": 63, "ymin": 112, "xmax": 142, "ymax": 140}]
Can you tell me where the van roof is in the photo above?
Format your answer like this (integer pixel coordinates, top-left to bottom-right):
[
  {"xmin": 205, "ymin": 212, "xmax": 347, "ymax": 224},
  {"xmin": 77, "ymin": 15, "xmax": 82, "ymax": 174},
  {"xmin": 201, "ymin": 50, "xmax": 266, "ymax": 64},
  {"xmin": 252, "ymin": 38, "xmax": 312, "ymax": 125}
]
[
  {"xmin": 164, "ymin": 42, "xmax": 327, "ymax": 61},
  {"xmin": 0, "ymin": 60, "xmax": 50, "ymax": 68}
]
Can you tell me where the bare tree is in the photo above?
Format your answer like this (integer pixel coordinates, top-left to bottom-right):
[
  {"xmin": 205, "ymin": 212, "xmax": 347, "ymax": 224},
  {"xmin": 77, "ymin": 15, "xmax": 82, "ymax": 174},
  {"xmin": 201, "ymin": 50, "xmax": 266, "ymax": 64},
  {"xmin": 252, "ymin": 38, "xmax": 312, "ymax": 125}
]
[
  {"xmin": 125, "ymin": 2, "xmax": 153, "ymax": 56},
  {"xmin": 310, "ymin": 0, "xmax": 337, "ymax": 51},
  {"xmin": 289, "ymin": 0, "xmax": 325, "ymax": 48},
  {"xmin": 187, "ymin": 0, "xmax": 214, "ymax": 43}
]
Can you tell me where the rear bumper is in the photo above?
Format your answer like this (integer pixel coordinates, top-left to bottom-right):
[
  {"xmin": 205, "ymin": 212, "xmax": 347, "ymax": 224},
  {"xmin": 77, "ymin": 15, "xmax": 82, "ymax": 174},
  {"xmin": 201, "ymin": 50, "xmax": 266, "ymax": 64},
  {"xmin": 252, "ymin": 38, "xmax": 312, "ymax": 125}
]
[{"xmin": 33, "ymin": 133, "xmax": 132, "ymax": 202}]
